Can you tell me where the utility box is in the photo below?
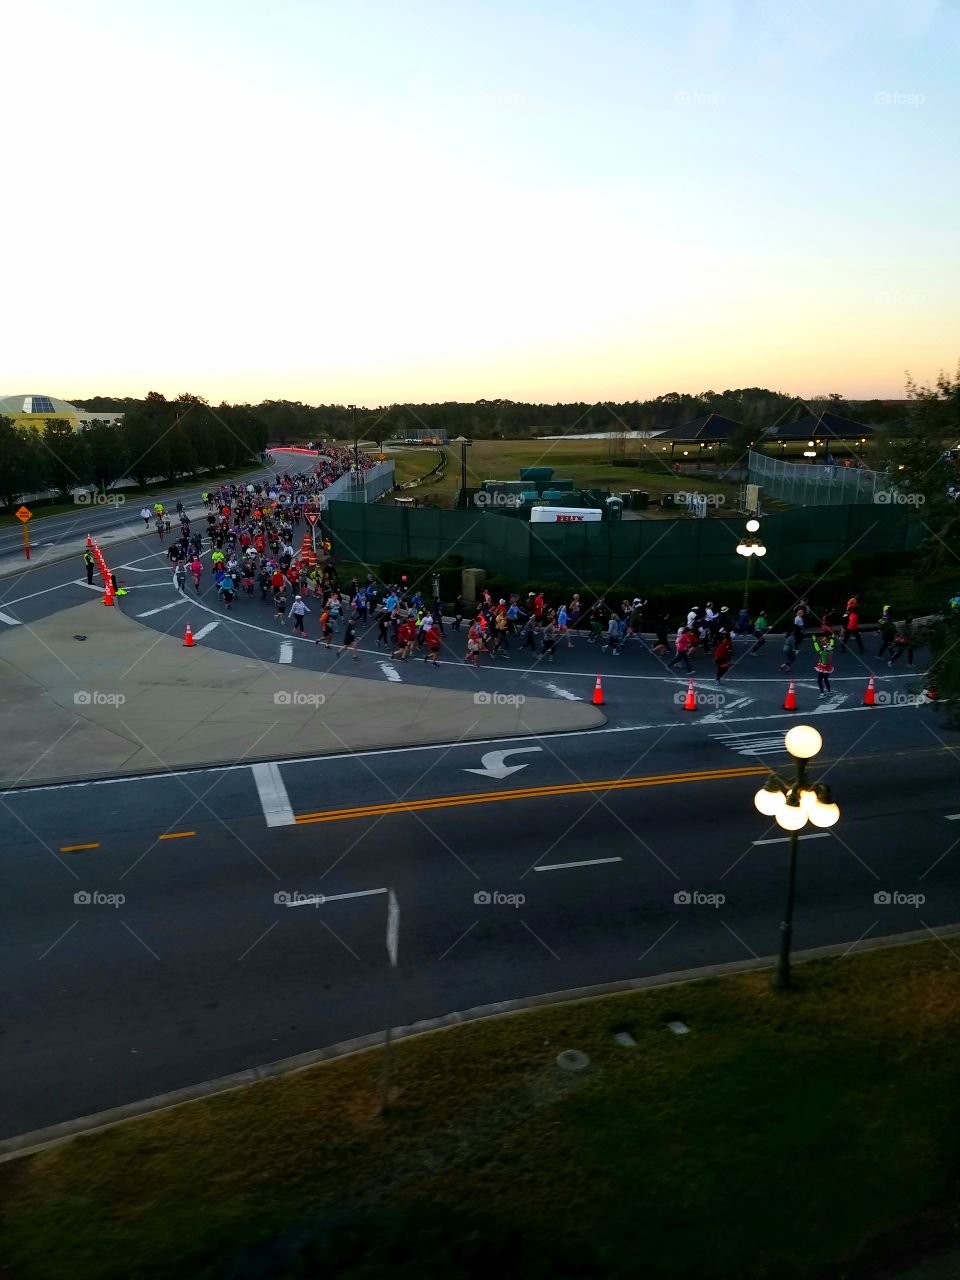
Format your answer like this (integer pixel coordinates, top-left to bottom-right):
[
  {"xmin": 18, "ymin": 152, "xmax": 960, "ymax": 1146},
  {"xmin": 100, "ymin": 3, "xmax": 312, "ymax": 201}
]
[{"xmin": 461, "ymin": 567, "xmax": 486, "ymax": 605}]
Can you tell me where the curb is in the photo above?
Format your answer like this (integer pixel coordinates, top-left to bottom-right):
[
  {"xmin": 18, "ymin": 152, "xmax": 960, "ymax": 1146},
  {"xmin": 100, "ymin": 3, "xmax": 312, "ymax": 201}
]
[{"xmin": 2, "ymin": 921, "xmax": 957, "ymax": 1162}]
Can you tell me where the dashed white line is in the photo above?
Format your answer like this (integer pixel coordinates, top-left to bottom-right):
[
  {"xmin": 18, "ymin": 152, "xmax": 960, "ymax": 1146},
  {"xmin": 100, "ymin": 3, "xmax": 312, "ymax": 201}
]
[
  {"xmin": 279, "ymin": 641, "xmax": 294, "ymax": 664},
  {"xmin": 379, "ymin": 662, "xmax": 402, "ymax": 682},
  {"xmin": 192, "ymin": 621, "xmax": 220, "ymax": 641},
  {"xmin": 251, "ymin": 762, "xmax": 296, "ymax": 827},
  {"xmin": 534, "ymin": 856, "xmax": 623, "ymax": 871},
  {"xmin": 285, "ymin": 887, "xmax": 388, "ymax": 906},
  {"xmin": 136, "ymin": 599, "xmax": 189, "ymax": 618}
]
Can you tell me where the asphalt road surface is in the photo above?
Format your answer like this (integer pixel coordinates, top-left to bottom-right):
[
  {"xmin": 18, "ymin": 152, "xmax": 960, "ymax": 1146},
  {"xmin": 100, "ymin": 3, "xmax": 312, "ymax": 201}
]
[{"xmin": 0, "ymin": 510, "xmax": 955, "ymax": 1139}]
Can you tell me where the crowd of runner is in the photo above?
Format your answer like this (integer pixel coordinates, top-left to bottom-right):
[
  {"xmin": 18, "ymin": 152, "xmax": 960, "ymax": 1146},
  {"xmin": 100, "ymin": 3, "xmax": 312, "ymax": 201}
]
[{"xmin": 129, "ymin": 449, "xmax": 920, "ymax": 692}]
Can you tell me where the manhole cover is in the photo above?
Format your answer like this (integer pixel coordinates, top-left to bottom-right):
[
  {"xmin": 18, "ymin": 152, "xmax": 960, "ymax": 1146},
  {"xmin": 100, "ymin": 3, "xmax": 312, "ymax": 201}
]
[
  {"xmin": 556, "ymin": 1049, "xmax": 590, "ymax": 1072},
  {"xmin": 73, "ymin": 634, "xmax": 87, "ymax": 641}
]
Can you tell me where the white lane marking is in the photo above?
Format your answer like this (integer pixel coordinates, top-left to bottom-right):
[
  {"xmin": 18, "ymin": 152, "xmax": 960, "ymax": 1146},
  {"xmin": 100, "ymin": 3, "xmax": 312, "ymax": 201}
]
[
  {"xmin": 946, "ymin": 814, "xmax": 960, "ymax": 821},
  {"xmin": 700, "ymin": 696, "xmax": 754, "ymax": 724},
  {"xmin": 251, "ymin": 761, "xmax": 296, "ymax": 827},
  {"xmin": 136, "ymin": 599, "xmax": 189, "ymax": 618},
  {"xmin": 0, "ymin": 610, "xmax": 22, "ymax": 626},
  {"xmin": 712, "ymin": 732, "xmax": 789, "ymax": 756},
  {"xmin": 752, "ymin": 833, "xmax": 833, "ymax": 846},
  {"xmin": 379, "ymin": 662, "xmax": 402, "ymax": 682},
  {"xmin": 279, "ymin": 641, "xmax": 294, "ymax": 664},
  {"xmin": 534, "ymin": 856, "xmax": 623, "ymax": 872},
  {"xmin": 539, "ymin": 683, "xmax": 582, "ymax": 701},
  {"xmin": 812, "ymin": 693, "xmax": 848, "ymax": 713},
  {"xmin": 0, "ymin": 701, "xmax": 933, "ymax": 797},
  {"xmin": 285, "ymin": 887, "xmax": 388, "ymax": 906},
  {"xmin": 192, "ymin": 621, "xmax": 220, "ymax": 641}
]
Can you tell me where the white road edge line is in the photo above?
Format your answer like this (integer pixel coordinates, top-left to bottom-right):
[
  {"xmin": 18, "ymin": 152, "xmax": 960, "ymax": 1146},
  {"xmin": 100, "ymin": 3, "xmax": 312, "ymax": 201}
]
[
  {"xmin": 752, "ymin": 833, "xmax": 832, "ymax": 846},
  {"xmin": 534, "ymin": 856, "xmax": 624, "ymax": 871},
  {"xmin": 946, "ymin": 814, "xmax": 960, "ymax": 821},
  {"xmin": 251, "ymin": 761, "xmax": 296, "ymax": 827},
  {"xmin": 285, "ymin": 888, "xmax": 388, "ymax": 906}
]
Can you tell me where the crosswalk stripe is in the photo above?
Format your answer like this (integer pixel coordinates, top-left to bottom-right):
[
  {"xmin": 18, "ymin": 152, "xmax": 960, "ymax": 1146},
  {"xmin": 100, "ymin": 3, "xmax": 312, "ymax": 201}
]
[
  {"xmin": 279, "ymin": 641, "xmax": 294, "ymax": 664},
  {"xmin": 379, "ymin": 662, "xmax": 402, "ymax": 682},
  {"xmin": 251, "ymin": 762, "xmax": 296, "ymax": 827}
]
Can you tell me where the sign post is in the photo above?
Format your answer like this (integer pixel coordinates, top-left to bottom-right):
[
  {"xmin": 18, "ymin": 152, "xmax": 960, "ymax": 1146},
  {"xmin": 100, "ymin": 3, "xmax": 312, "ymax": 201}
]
[
  {"xmin": 15, "ymin": 506, "xmax": 32, "ymax": 560},
  {"xmin": 380, "ymin": 888, "xmax": 400, "ymax": 1115},
  {"xmin": 304, "ymin": 509, "xmax": 320, "ymax": 557}
]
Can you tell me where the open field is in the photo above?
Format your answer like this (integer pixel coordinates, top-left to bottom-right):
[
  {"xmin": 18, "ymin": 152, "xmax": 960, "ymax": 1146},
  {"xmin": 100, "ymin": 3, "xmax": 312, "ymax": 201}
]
[{"xmin": 3, "ymin": 939, "xmax": 959, "ymax": 1279}]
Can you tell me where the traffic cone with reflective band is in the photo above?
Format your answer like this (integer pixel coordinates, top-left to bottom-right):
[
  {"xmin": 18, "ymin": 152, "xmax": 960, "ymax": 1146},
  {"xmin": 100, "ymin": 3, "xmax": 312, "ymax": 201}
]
[
  {"xmin": 183, "ymin": 624, "xmax": 196, "ymax": 648},
  {"xmin": 592, "ymin": 675, "xmax": 604, "ymax": 706},
  {"xmin": 863, "ymin": 676, "xmax": 876, "ymax": 706},
  {"xmin": 102, "ymin": 584, "xmax": 114, "ymax": 606},
  {"xmin": 86, "ymin": 533, "xmax": 93, "ymax": 549},
  {"xmin": 783, "ymin": 679, "xmax": 797, "ymax": 711},
  {"xmin": 683, "ymin": 678, "xmax": 697, "ymax": 712}
]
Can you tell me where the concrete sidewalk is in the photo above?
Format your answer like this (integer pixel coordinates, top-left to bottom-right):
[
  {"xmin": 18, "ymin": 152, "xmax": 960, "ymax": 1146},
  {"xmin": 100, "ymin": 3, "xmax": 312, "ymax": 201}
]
[{"xmin": 0, "ymin": 602, "xmax": 605, "ymax": 786}]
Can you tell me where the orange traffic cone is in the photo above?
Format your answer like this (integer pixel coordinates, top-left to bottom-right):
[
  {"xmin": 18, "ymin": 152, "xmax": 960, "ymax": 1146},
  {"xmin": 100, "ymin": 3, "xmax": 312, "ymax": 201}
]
[
  {"xmin": 863, "ymin": 676, "xmax": 876, "ymax": 707},
  {"xmin": 783, "ymin": 679, "xmax": 797, "ymax": 711},
  {"xmin": 683, "ymin": 678, "xmax": 697, "ymax": 712},
  {"xmin": 592, "ymin": 675, "xmax": 604, "ymax": 706},
  {"xmin": 183, "ymin": 624, "xmax": 196, "ymax": 648},
  {"xmin": 86, "ymin": 533, "xmax": 93, "ymax": 548},
  {"xmin": 102, "ymin": 584, "xmax": 114, "ymax": 606}
]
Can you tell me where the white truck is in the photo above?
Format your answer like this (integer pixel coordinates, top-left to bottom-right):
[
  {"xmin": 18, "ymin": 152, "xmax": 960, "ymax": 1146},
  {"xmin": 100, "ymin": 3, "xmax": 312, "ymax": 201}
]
[{"xmin": 529, "ymin": 506, "xmax": 603, "ymax": 523}]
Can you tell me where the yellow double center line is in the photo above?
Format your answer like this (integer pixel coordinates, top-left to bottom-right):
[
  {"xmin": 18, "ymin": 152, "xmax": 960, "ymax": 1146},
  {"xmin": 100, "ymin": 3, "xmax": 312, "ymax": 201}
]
[{"xmin": 295, "ymin": 763, "xmax": 769, "ymax": 826}]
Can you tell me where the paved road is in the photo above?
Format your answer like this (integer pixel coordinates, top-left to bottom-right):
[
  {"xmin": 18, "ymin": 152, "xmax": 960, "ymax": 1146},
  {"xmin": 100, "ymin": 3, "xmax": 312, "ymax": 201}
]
[{"xmin": 1, "ymin": 701, "xmax": 957, "ymax": 1138}]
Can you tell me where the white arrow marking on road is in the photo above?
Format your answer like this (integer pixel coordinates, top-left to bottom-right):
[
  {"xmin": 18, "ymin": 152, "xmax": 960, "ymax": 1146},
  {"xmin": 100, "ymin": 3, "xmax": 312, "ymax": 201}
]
[
  {"xmin": 279, "ymin": 641, "xmax": 294, "ymax": 664},
  {"xmin": 379, "ymin": 662, "xmax": 402, "ymax": 682},
  {"xmin": 539, "ymin": 682, "xmax": 582, "ymax": 701},
  {"xmin": 464, "ymin": 746, "xmax": 543, "ymax": 780},
  {"xmin": 192, "ymin": 621, "xmax": 220, "ymax": 641},
  {"xmin": 0, "ymin": 610, "xmax": 22, "ymax": 626},
  {"xmin": 700, "ymin": 696, "xmax": 754, "ymax": 724},
  {"xmin": 812, "ymin": 693, "xmax": 847, "ymax": 713}
]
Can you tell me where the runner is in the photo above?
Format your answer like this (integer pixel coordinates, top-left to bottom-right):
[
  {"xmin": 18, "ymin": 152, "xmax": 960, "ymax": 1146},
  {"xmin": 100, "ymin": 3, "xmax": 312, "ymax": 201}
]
[
  {"xmin": 423, "ymin": 623, "xmax": 441, "ymax": 667},
  {"xmin": 813, "ymin": 627, "xmax": 835, "ymax": 695},
  {"xmin": 338, "ymin": 617, "xmax": 359, "ymax": 660},
  {"xmin": 273, "ymin": 589, "xmax": 288, "ymax": 626},
  {"xmin": 841, "ymin": 596, "xmax": 864, "ymax": 653},
  {"xmin": 140, "ymin": 506, "xmax": 151, "ymax": 530},
  {"xmin": 190, "ymin": 556, "xmax": 202, "ymax": 592},
  {"xmin": 667, "ymin": 627, "xmax": 696, "ymax": 673},
  {"xmin": 714, "ymin": 629, "xmax": 733, "ymax": 682},
  {"xmin": 888, "ymin": 616, "xmax": 914, "ymax": 667},
  {"xmin": 749, "ymin": 608, "xmax": 768, "ymax": 655},
  {"xmin": 290, "ymin": 595, "xmax": 310, "ymax": 636},
  {"xmin": 175, "ymin": 562, "xmax": 186, "ymax": 593},
  {"xmin": 601, "ymin": 613, "xmax": 621, "ymax": 656}
]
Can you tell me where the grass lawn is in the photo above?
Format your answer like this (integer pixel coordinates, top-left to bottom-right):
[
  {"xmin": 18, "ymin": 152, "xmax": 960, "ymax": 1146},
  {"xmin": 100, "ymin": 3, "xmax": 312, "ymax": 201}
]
[{"xmin": 3, "ymin": 940, "xmax": 960, "ymax": 1279}]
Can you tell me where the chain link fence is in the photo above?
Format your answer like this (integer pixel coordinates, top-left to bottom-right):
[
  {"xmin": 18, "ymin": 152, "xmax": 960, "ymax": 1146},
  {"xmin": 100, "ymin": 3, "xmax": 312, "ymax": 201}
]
[{"xmin": 748, "ymin": 451, "xmax": 883, "ymax": 506}]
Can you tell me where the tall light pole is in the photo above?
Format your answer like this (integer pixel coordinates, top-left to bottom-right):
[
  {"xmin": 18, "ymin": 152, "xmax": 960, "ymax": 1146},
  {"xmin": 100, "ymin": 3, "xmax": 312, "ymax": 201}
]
[
  {"xmin": 754, "ymin": 725, "xmax": 840, "ymax": 989},
  {"xmin": 452, "ymin": 436, "xmax": 472, "ymax": 500},
  {"xmin": 736, "ymin": 517, "xmax": 766, "ymax": 609}
]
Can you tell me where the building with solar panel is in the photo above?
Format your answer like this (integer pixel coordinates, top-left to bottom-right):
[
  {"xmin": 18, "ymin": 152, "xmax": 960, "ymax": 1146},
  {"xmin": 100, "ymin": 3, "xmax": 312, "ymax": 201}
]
[{"xmin": 0, "ymin": 394, "xmax": 82, "ymax": 431}]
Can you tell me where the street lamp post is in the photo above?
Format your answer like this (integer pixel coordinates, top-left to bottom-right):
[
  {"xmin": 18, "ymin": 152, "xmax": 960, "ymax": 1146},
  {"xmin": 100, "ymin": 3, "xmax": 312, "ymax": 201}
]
[
  {"xmin": 452, "ymin": 436, "xmax": 472, "ymax": 500},
  {"xmin": 736, "ymin": 517, "xmax": 766, "ymax": 610},
  {"xmin": 754, "ymin": 725, "xmax": 841, "ymax": 989}
]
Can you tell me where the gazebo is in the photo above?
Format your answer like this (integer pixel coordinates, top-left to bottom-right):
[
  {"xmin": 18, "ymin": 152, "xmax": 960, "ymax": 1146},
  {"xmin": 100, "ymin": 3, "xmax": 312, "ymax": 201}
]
[
  {"xmin": 648, "ymin": 412, "xmax": 744, "ymax": 463},
  {"xmin": 760, "ymin": 401, "xmax": 874, "ymax": 448}
]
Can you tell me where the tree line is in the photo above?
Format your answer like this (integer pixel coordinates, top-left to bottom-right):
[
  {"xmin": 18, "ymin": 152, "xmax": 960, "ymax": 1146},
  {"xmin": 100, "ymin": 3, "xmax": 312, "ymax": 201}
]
[{"xmin": 0, "ymin": 393, "xmax": 268, "ymax": 509}]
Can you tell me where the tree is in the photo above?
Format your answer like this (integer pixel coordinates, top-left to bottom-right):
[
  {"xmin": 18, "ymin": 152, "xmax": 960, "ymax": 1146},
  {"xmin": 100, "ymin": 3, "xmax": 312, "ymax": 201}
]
[
  {"xmin": 122, "ymin": 391, "xmax": 170, "ymax": 488},
  {"xmin": 83, "ymin": 420, "xmax": 128, "ymax": 492},
  {"xmin": 0, "ymin": 418, "xmax": 47, "ymax": 509},
  {"xmin": 41, "ymin": 418, "xmax": 93, "ymax": 501}
]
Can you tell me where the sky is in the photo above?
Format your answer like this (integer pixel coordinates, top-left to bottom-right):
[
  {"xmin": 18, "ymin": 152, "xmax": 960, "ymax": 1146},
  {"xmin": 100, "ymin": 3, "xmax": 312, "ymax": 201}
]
[{"xmin": 3, "ymin": 0, "xmax": 959, "ymax": 405}]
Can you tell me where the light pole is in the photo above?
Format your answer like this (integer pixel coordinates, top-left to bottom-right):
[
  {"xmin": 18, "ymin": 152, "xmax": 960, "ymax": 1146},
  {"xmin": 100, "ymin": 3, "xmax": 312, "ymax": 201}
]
[
  {"xmin": 754, "ymin": 725, "xmax": 840, "ymax": 989},
  {"xmin": 452, "ymin": 436, "xmax": 472, "ymax": 499},
  {"xmin": 736, "ymin": 517, "xmax": 766, "ymax": 609},
  {"xmin": 349, "ymin": 404, "xmax": 358, "ymax": 480}
]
